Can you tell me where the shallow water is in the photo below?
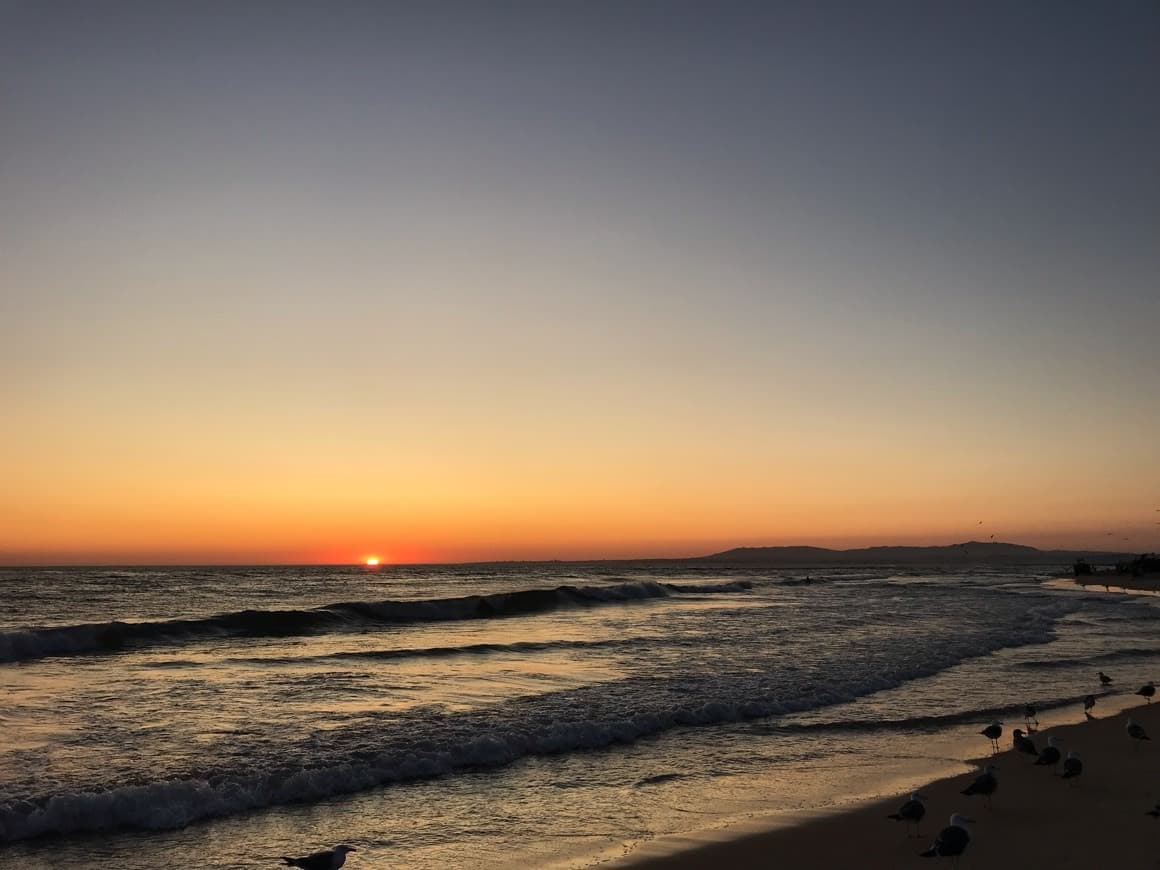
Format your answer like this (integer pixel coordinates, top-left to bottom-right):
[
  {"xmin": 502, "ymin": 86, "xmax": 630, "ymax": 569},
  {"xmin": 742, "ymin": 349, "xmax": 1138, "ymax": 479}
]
[{"xmin": 1, "ymin": 564, "xmax": 1157, "ymax": 868}]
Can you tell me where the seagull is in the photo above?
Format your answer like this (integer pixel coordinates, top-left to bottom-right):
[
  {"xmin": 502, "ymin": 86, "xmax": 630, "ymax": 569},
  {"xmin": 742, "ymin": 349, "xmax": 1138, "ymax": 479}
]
[
  {"xmin": 980, "ymin": 721, "xmax": 1003, "ymax": 753},
  {"xmin": 1099, "ymin": 671, "xmax": 1113, "ymax": 686},
  {"xmin": 1035, "ymin": 736, "xmax": 1062, "ymax": 773},
  {"xmin": 279, "ymin": 845, "xmax": 357, "ymax": 870},
  {"xmin": 1023, "ymin": 704, "xmax": 1039, "ymax": 731},
  {"xmin": 1061, "ymin": 751, "xmax": 1083, "ymax": 784},
  {"xmin": 887, "ymin": 791, "xmax": 928, "ymax": 838},
  {"xmin": 920, "ymin": 813, "xmax": 973, "ymax": 862},
  {"xmin": 1084, "ymin": 694, "xmax": 1096, "ymax": 717},
  {"xmin": 1127, "ymin": 718, "xmax": 1150, "ymax": 747},
  {"xmin": 1137, "ymin": 681, "xmax": 1155, "ymax": 703},
  {"xmin": 1012, "ymin": 728, "xmax": 1037, "ymax": 756},
  {"xmin": 961, "ymin": 765, "xmax": 999, "ymax": 808}
]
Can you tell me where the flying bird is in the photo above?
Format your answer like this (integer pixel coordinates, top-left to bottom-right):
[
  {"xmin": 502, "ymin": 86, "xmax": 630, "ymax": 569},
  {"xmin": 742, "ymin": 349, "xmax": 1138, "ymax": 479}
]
[
  {"xmin": 920, "ymin": 814, "xmax": 973, "ymax": 861},
  {"xmin": 1099, "ymin": 671, "xmax": 1113, "ymax": 686},
  {"xmin": 961, "ymin": 765, "xmax": 999, "ymax": 808},
  {"xmin": 1061, "ymin": 751, "xmax": 1083, "ymax": 783},
  {"xmin": 1035, "ymin": 736, "xmax": 1062, "ymax": 773},
  {"xmin": 1127, "ymin": 718, "xmax": 1150, "ymax": 746},
  {"xmin": 979, "ymin": 721, "xmax": 1003, "ymax": 753},
  {"xmin": 1136, "ymin": 681, "xmax": 1155, "ymax": 703},
  {"xmin": 1012, "ymin": 728, "xmax": 1037, "ymax": 756},
  {"xmin": 279, "ymin": 845, "xmax": 357, "ymax": 870},
  {"xmin": 887, "ymin": 791, "xmax": 928, "ymax": 837}
]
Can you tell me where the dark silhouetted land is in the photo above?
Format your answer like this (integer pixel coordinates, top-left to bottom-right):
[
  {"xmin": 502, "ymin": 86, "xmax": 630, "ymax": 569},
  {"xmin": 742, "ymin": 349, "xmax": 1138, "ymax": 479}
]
[{"xmin": 697, "ymin": 542, "xmax": 1128, "ymax": 566}]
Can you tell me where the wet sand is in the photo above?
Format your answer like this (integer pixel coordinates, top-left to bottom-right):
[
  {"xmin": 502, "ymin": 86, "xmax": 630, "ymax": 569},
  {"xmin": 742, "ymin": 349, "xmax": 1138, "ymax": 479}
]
[
  {"xmin": 614, "ymin": 702, "xmax": 1160, "ymax": 869},
  {"xmin": 1075, "ymin": 574, "xmax": 1160, "ymax": 594}
]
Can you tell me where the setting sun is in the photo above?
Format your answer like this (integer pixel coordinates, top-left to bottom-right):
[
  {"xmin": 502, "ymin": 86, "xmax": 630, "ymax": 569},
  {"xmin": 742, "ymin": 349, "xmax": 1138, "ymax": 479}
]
[{"xmin": 364, "ymin": 556, "xmax": 379, "ymax": 566}]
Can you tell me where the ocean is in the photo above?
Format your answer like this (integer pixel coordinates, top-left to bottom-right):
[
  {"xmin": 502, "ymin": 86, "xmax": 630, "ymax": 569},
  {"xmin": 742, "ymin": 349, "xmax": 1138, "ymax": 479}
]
[{"xmin": 1, "ymin": 563, "xmax": 1157, "ymax": 868}]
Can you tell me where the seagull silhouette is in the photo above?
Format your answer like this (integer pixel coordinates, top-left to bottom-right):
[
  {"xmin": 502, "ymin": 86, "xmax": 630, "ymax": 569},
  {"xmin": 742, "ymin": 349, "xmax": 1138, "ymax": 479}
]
[
  {"xmin": 887, "ymin": 792, "xmax": 928, "ymax": 838},
  {"xmin": 1013, "ymin": 728, "xmax": 1037, "ymax": 756},
  {"xmin": 961, "ymin": 766, "xmax": 999, "ymax": 808},
  {"xmin": 1035, "ymin": 736, "xmax": 1062, "ymax": 773},
  {"xmin": 920, "ymin": 814, "xmax": 973, "ymax": 860},
  {"xmin": 979, "ymin": 721, "xmax": 1002, "ymax": 753},
  {"xmin": 279, "ymin": 845, "xmax": 357, "ymax": 870},
  {"xmin": 1061, "ymin": 752, "xmax": 1083, "ymax": 784},
  {"xmin": 1127, "ymin": 718, "xmax": 1150, "ymax": 748}
]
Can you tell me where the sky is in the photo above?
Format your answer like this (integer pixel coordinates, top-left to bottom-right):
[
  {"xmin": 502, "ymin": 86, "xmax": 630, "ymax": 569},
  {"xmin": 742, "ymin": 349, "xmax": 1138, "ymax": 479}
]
[{"xmin": 2, "ymin": 1, "xmax": 1158, "ymax": 565}]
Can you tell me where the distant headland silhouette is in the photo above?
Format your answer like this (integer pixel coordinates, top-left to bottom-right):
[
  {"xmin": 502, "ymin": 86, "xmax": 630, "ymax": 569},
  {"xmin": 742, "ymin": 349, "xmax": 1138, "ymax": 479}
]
[{"xmin": 695, "ymin": 541, "xmax": 1131, "ymax": 566}]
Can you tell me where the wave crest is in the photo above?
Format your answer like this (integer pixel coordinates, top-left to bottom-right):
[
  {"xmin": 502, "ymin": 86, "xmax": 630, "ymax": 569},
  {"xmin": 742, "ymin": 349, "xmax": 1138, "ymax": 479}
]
[{"xmin": 0, "ymin": 580, "xmax": 752, "ymax": 664}]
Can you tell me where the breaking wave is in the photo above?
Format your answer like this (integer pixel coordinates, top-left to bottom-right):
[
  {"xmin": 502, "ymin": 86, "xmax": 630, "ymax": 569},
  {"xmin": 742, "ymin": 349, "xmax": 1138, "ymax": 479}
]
[{"xmin": 0, "ymin": 580, "xmax": 752, "ymax": 664}]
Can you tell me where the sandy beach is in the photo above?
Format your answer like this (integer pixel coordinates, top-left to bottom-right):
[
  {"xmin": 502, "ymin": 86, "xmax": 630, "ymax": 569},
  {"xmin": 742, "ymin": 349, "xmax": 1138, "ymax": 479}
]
[{"xmin": 615, "ymin": 700, "xmax": 1160, "ymax": 869}]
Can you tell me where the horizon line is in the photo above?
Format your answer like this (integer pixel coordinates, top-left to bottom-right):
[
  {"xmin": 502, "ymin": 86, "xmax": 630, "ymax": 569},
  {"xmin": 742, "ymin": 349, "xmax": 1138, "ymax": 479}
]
[{"xmin": 1, "ymin": 539, "xmax": 1144, "ymax": 570}]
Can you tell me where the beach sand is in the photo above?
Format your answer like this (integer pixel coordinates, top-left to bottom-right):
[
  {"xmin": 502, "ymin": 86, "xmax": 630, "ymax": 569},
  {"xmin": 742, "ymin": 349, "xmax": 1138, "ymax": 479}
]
[{"xmin": 613, "ymin": 702, "xmax": 1160, "ymax": 869}]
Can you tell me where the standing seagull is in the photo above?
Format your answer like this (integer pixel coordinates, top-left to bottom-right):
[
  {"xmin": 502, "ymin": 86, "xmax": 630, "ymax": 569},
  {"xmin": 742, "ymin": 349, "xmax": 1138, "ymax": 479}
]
[
  {"xmin": 1012, "ymin": 728, "xmax": 1037, "ymax": 757},
  {"xmin": 1084, "ymin": 694, "xmax": 1096, "ymax": 718},
  {"xmin": 1136, "ymin": 681, "xmax": 1155, "ymax": 703},
  {"xmin": 1024, "ymin": 704, "xmax": 1039, "ymax": 731},
  {"xmin": 280, "ymin": 845, "xmax": 357, "ymax": 870},
  {"xmin": 1099, "ymin": 671, "xmax": 1113, "ymax": 687},
  {"xmin": 979, "ymin": 721, "xmax": 1003, "ymax": 754},
  {"xmin": 1127, "ymin": 718, "xmax": 1151, "ymax": 748},
  {"xmin": 961, "ymin": 765, "xmax": 999, "ymax": 808},
  {"xmin": 1035, "ymin": 736, "xmax": 1062, "ymax": 773},
  {"xmin": 1061, "ymin": 751, "xmax": 1083, "ymax": 784},
  {"xmin": 887, "ymin": 791, "xmax": 928, "ymax": 838},
  {"xmin": 920, "ymin": 813, "xmax": 973, "ymax": 863}
]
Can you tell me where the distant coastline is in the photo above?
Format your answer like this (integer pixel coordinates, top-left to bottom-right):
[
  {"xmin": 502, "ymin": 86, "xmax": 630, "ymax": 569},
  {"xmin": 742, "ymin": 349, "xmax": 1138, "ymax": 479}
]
[
  {"xmin": 1, "ymin": 541, "xmax": 1141, "ymax": 570},
  {"xmin": 472, "ymin": 541, "xmax": 1135, "ymax": 569},
  {"xmin": 694, "ymin": 541, "xmax": 1132, "ymax": 567}
]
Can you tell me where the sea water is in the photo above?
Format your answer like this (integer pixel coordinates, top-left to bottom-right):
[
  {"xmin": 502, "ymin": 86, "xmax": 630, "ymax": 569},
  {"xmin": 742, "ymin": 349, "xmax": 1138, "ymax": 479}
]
[{"xmin": 1, "ymin": 563, "xmax": 1157, "ymax": 868}]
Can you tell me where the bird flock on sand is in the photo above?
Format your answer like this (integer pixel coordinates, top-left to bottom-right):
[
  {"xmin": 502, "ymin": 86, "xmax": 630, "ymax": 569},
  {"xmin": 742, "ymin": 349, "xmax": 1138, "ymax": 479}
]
[
  {"xmin": 275, "ymin": 680, "xmax": 1159, "ymax": 867},
  {"xmin": 886, "ymin": 672, "xmax": 1157, "ymax": 865}
]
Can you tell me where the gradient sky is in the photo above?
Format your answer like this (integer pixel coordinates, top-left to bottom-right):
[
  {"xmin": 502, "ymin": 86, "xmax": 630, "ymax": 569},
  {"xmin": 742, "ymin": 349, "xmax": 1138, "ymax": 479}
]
[{"xmin": 2, "ymin": 1, "xmax": 1158, "ymax": 564}]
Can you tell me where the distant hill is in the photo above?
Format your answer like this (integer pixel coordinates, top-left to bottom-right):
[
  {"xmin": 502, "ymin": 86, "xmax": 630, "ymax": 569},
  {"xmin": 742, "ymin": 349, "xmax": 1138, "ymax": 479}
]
[{"xmin": 697, "ymin": 542, "xmax": 1131, "ymax": 566}]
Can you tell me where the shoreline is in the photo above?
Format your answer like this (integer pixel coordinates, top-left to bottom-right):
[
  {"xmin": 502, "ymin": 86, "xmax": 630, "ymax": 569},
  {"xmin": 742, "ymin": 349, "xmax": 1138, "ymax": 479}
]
[
  {"xmin": 1072, "ymin": 574, "xmax": 1160, "ymax": 594},
  {"xmin": 609, "ymin": 699, "xmax": 1160, "ymax": 869}
]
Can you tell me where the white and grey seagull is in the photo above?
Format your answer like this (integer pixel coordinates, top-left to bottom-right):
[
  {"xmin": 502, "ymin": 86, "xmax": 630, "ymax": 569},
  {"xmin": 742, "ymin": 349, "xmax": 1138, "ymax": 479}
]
[
  {"xmin": 1035, "ymin": 736, "xmax": 1062, "ymax": 773},
  {"xmin": 920, "ymin": 813, "xmax": 973, "ymax": 864},
  {"xmin": 279, "ymin": 845, "xmax": 357, "ymax": 870},
  {"xmin": 961, "ymin": 765, "xmax": 999, "ymax": 808},
  {"xmin": 1061, "ymin": 751, "xmax": 1083, "ymax": 785},
  {"xmin": 887, "ymin": 791, "xmax": 928, "ymax": 838}
]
